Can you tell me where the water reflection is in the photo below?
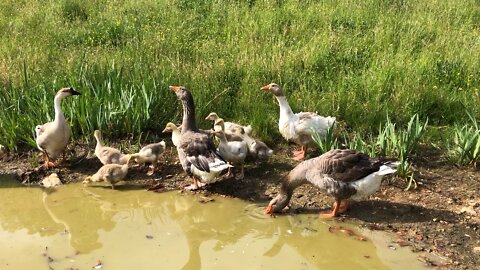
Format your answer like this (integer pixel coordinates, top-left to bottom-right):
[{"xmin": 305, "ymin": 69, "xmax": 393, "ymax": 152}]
[{"xmin": 0, "ymin": 177, "xmax": 428, "ymax": 269}]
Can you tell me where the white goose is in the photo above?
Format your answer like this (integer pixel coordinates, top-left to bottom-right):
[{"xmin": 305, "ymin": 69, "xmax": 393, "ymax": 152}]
[
  {"xmin": 261, "ymin": 83, "xmax": 336, "ymax": 160},
  {"xmin": 35, "ymin": 87, "xmax": 81, "ymax": 168}
]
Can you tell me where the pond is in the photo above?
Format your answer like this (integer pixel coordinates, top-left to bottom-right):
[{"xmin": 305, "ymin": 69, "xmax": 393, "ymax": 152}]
[{"xmin": 0, "ymin": 176, "xmax": 428, "ymax": 270}]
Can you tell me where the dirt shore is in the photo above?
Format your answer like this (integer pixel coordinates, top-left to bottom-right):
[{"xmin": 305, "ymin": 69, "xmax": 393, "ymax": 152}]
[{"xmin": 1, "ymin": 143, "xmax": 479, "ymax": 269}]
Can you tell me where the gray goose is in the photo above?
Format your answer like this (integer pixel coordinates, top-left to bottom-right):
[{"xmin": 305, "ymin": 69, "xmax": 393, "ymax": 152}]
[
  {"xmin": 169, "ymin": 85, "xmax": 231, "ymax": 190},
  {"xmin": 265, "ymin": 149, "xmax": 398, "ymax": 218}
]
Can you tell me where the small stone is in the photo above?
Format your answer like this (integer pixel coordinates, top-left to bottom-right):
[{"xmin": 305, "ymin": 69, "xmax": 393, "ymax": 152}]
[
  {"xmin": 473, "ymin": 247, "xmax": 480, "ymax": 254},
  {"xmin": 460, "ymin": 206, "xmax": 477, "ymax": 216}
]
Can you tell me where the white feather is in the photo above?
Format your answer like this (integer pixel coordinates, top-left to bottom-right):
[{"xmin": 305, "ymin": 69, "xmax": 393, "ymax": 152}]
[{"xmin": 350, "ymin": 164, "xmax": 397, "ymax": 200}]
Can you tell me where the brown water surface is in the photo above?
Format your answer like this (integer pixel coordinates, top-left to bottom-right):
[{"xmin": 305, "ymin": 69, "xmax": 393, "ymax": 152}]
[{"xmin": 0, "ymin": 177, "xmax": 427, "ymax": 269}]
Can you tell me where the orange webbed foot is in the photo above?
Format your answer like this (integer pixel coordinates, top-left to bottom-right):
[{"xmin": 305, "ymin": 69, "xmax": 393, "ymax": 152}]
[
  {"xmin": 319, "ymin": 211, "xmax": 337, "ymax": 219},
  {"xmin": 334, "ymin": 201, "xmax": 350, "ymax": 214},
  {"xmin": 292, "ymin": 150, "xmax": 305, "ymax": 160},
  {"xmin": 146, "ymin": 166, "xmax": 155, "ymax": 176}
]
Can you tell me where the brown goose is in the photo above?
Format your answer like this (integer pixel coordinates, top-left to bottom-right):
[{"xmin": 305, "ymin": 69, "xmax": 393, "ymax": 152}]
[
  {"xmin": 169, "ymin": 85, "xmax": 231, "ymax": 190},
  {"xmin": 265, "ymin": 149, "xmax": 398, "ymax": 218},
  {"xmin": 261, "ymin": 83, "xmax": 336, "ymax": 160}
]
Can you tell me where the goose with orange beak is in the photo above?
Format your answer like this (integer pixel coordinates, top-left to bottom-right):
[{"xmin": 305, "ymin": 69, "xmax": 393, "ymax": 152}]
[
  {"xmin": 261, "ymin": 83, "xmax": 336, "ymax": 160},
  {"xmin": 265, "ymin": 149, "xmax": 398, "ymax": 218}
]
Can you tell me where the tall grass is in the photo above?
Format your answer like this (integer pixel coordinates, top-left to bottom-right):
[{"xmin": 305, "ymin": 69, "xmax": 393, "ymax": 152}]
[{"xmin": 0, "ymin": 0, "xmax": 479, "ymax": 151}]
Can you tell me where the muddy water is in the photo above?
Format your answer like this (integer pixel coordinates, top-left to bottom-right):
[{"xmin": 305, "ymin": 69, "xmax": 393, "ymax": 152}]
[{"xmin": 0, "ymin": 177, "xmax": 428, "ymax": 270}]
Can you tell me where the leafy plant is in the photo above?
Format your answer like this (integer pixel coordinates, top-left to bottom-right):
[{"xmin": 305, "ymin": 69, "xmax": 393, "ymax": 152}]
[
  {"xmin": 312, "ymin": 125, "xmax": 339, "ymax": 154},
  {"xmin": 447, "ymin": 111, "xmax": 480, "ymax": 166},
  {"xmin": 382, "ymin": 114, "xmax": 429, "ymax": 177}
]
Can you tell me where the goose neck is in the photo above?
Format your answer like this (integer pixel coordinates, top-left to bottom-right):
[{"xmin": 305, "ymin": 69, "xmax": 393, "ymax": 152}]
[{"xmin": 53, "ymin": 95, "xmax": 65, "ymax": 123}]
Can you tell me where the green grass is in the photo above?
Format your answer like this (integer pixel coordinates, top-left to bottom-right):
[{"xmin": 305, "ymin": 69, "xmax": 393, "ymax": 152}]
[{"xmin": 0, "ymin": 0, "xmax": 479, "ymax": 157}]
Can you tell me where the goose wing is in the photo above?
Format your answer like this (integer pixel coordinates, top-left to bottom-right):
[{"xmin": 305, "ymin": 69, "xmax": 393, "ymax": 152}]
[
  {"xmin": 293, "ymin": 112, "xmax": 335, "ymax": 136},
  {"xmin": 179, "ymin": 131, "xmax": 220, "ymax": 173},
  {"xmin": 306, "ymin": 149, "xmax": 382, "ymax": 184}
]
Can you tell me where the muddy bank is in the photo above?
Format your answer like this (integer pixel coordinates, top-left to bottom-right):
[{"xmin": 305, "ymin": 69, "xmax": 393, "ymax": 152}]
[{"xmin": 0, "ymin": 144, "xmax": 479, "ymax": 269}]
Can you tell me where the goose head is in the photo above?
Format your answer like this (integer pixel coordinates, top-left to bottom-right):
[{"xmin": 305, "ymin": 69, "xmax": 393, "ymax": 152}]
[
  {"xmin": 56, "ymin": 87, "xmax": 81, "ymax": 99},
  {"xmin": 162, "ymin": 122, "xmax": 178, "ymax": 133},
  {"xmin": 34, "ymin": 125, "xmax": 42, "ymax": 137},
  {"xmin": 93, "ymin": 130, "xmax": 102, "ymax": 140},
  {"xmin": 261, "ymin": 83, "xmax": 284, "ymax": 97},
  {"xmin": 205, "ymin": 112, "xmax": 219, "ymax": 121},
  {"xmin": 169, "ymin": 85, "xmax": 190, "ymax": 100},
  {"xmin": 265, "ymin": 192, "xmax": 290, "ymax": 215},
  {"xmin": 213, "ymin": 118, "xmax": 225, "ymax": 131},
  {"xmin": 124, "ymin": 154, "xmax": 134, "ymax": 166}
]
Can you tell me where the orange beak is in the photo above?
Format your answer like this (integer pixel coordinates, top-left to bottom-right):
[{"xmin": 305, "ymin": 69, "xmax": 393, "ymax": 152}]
[
  {"xmin": 264, "ymin": 204, "xmax": 273, "ymax": 215},
  {"xmin": 261, "ymin": 85, "xmax": 271, "ymax": 91},
  {"xmin": 169, "ymin": 85, "xmax": 181, "ymax": 92}
]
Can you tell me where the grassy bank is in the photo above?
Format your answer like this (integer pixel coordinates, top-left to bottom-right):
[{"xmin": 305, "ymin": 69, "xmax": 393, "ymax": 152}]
[{"xmin": 0, "ymin": 0, "xmax": 479, "ymax": 152}]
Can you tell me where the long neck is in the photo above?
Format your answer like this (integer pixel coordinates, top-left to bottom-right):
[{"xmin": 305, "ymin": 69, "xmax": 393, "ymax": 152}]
[
  {"xmin": 172, "ymin": 128, "xmax": 180, "ymax": 137},
  {"xmin": 280, "ymin": 174, "xmax": 304, "ymax": 198},
  {"xmin": 121, "ymin": 162, "xmax": 129, "ymax": 172},
  {"xmin": 54, "ymin": 95, "xmax": 65, "ymax": 123},
  {"xmin": 276, "ymin": 96, "xmax": 294, "ymax": 120},
  {"xmin": 94, "ymin": 134, "xmax": 103, "ymax": 147},
  {"xmin": 218, "ymin": 134, "xmax": 228, "ymax": 144},
  {"xmin": 181, "ymin": 95, "xmax": 197, "ymax": 132}
]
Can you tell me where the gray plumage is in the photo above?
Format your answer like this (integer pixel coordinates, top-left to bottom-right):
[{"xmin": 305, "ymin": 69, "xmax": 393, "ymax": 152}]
[{"xmin": 266, "ymin": 149, "xmax": 398, "ymax": 214}]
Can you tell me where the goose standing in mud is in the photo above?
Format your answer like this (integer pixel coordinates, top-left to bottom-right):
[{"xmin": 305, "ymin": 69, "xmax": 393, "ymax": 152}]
[
  {"xmin": 215, "ymin": 130, "xmax": 248, "ymax": 180},
  {"xmin": 261, "ymin": 83, "xmax": 336, "ymax": 160},
  {"xmin": 128, "ymin": 141, "xmax": 166, "ymax": 176},
  {"xmin": 83, "ymin": 156, "xmax": 132, "ymax": 189},
  {"xmin": 169, "ymin": 85, "xmax": 231, "ymax": 190},
  {"xmin": 35, "ymin": 87, "xmax": 81, "ymax": 168},
  {"xmin": 265, "ymin": 149, "xmax": 398, "ymax": 218},
  {"xmin": 93, "ymin": 130, "xmax": 129, "ymax": 165}
]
